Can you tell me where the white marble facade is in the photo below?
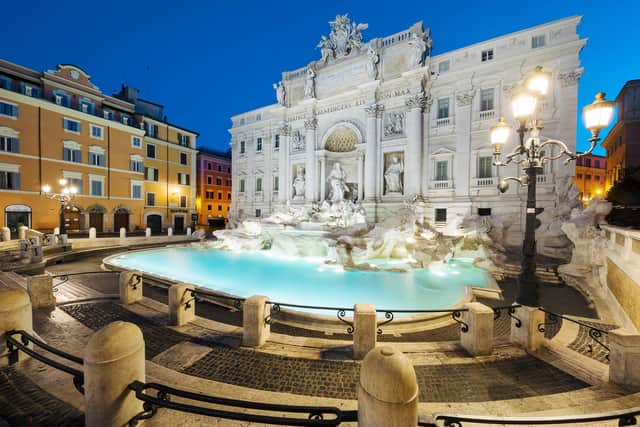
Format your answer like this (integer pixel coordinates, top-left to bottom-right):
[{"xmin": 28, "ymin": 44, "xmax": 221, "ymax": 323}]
[{"xmin": 229, "ymin": 15, "xmax": 585, "ymax": 238}]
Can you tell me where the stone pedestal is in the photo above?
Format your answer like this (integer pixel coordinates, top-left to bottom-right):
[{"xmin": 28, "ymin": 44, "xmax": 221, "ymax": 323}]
[
  {"xmin": 84, "ymin": 321, "xmax": 145, "ymax": 427},
  {"xmin": 0, "ymin": 227, "xmax": 10, "ymax": 241},
  {"xmin": 145, "ymin": 227, "xmax": 151, "ymax": 238},
  {"xmin": 0, "ymin": 289, "xmax": 33, "ymax": 366},
  {"xmin": 354, "ymin": 304, "xmax": 377, "ymax": 360},
  {"xmin": 242, "ymin": 295, "xmax": 270, "ymax": 348},
  {"xmin": 461, "ymin": 302, "xmax": 494, "ymax": 356},
  {"xmin": 609, "ymin": 328, "xmax": 640, "ymax": 390},
  {"xmin": 119, "ymin": 227, "xmax": 126, "ymax": 241},
  {"xmin": 119, "ymin": 271, "xmax": 143, "ymax": 305},
  {"xmin": 168, "ymin": 227, "xmax": 173, "ymax": 237},
  {"xmin": 17, "ymin": 226, "xmax": 28, "ymax": 240},
  {"xmin": 186, "ymin": 227, "xmax": 191, "ymax": 236},
  {"xmin": 27, "ymin": 274, "xmax": 56, "ymax": 309},
  {"xmin": 510, "ymin": 305, "xmax": 544, "ymax": 352},
  {"xmin": 168, "ymin": 283, "xmax": 195, "ymax": 326},
  {"xmin": 89, "ymin": 227, "xmax": 97, "ymax": 239},
  {"xmin": 53, "ymin": 227, "xmax": 60, "ymax": 235},
  {"xmin": 358, "ymin": 346, "xmax": 418, "ymax": 427}
]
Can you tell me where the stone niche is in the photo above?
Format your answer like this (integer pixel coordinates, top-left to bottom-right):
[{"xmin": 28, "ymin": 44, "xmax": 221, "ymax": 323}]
[
  {"xmin": 291, "ymin": 164, "xmax": 306, "ymax": 200},
  {"xmin": 383, "ymin": 152, "xmax": 404, "ymax": 195}
]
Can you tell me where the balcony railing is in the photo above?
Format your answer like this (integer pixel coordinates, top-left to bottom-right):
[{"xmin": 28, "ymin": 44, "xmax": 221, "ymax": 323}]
[
  {"xmin": 473, "ymin": 177, "xmax": 495, "ymax": 187},
  {"xmin": 478, "ymin": 109, "xmax": 496, "ymax": 121},
  {"xmin": 431, "ymin": 180, "xmax": 453, "ymax": 190},
  {"xmin": 434, "ymin": 117, "xmax": 451, "ymax": 128},
  {"xmin": 536, "ymin": 174, "xmax": 548, "ymax": 184}
]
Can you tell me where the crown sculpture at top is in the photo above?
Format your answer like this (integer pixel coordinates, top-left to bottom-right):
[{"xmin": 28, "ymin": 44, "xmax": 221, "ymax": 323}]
[{"xmin": 317, "ymin": 14, "xmax": 369, "ymax": 62}]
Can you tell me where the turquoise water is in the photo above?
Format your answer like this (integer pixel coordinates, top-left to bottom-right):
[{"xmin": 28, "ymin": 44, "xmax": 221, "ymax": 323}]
[{"xmin": 106, "ymin": 247, "xmax": 490, "ymax": 312}]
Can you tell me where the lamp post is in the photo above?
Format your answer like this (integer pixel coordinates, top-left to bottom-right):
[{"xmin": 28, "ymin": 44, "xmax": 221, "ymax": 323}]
[
  {"xmin": 490, "ymin": 66, "xmax": 614, "ymax": 306},
  {"xmin": 42, "ymin": 178, "xmax": 78, "ymax": 236}
]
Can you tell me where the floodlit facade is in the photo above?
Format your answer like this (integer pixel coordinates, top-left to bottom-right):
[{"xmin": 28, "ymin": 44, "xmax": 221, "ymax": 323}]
[
  {"xmin": 229, "ymin": 15, "xmax": 585, "ymax": 238},
  {"xmin": 196, "ymin": 149, "xmax": 232, "ymax": 226}
]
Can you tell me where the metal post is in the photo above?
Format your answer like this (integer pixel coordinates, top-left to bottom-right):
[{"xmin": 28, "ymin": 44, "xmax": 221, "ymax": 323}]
[{"xmin": 59, "ymin": 199, "xmax": 66, "ymax": 235}]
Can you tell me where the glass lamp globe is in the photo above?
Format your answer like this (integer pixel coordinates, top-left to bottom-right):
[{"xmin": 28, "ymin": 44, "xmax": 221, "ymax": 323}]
[
  {"xmin": 69, "ymin": 186, "xmax": 78, "ymax": 194},
  {"xmin": 583, "ymin": 92, "xmax": 614, "ymax": 137},
  {"xmin": 42, "ymin": 184, "xmax": 51, "ymax": 193},
  {"xmin": 511, "ymin": 88, "xmax": 538, "ymax": 121},
  {"xmin": 490, "ymin": 117, "xmax": 511, "ymax": 154},
  {"xmin": 526, "ymin": 66, "xmax": 552, "ymax": 97},
  {"xmin": 59, "ymin": 178, "xmax": 68, "ymax": 186}
]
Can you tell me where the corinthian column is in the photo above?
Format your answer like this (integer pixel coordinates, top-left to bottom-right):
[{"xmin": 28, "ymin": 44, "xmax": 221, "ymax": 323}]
[
  {"xmin": 304, "ymin": 117, "xmax": 318, "ymax": 202},
  {"xmin": 278, "ymin": 123, "xmax": 290, "ymax": 203},
  {"xmin": 405, "ymin": 95, "xmax": 426, "ymax": 197},
  {"xmin": 454, "ymin": 90, "xmax": 474, "ymax": 198},
  {"xmin": 364, "ymin": 104, "xmax": 382, "ymax": 202},
  {"xmin": 319, "ymin": 157, "xmax": 326, "ymax": 202}
]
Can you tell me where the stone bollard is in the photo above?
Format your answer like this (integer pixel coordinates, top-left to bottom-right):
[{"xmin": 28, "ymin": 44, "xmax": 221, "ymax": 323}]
[
  {"xmin": 0, "ymin": 289, "xmax": 33, "ymax": 366},
  {"xmin": 0, "ymin": 227, "xmax": 10, "ymax": 241},
  {"xmin": 59, "ymin": 234, "xmax": 68, "ymax": 245},
  {"xmin": 461, "ymin": 302, "xmax": 494, "ymax": 356},
  {"xmin": 167, "ymin": 227, "xmax": 173, "ymax": 237},
  {"xmin": 18, "ymin": 226, "xmax": 28, "ymax": 240},
  {"xmin": 186, "ymin": 227, "xmax": 191, "ymax": 236},
  {"xmin": 84, "ymin": 321, "xmax": 145, "ymax": 427},
  {"xmin": 145, "ymin": 227, "xmax": 151, "ymax": 238},
  {"xmin": 54, "ymin": 227, "xmax": 60, "ymax": 235},
  {"xmin": 353, "ymin": 304, "xmax": 377, "ymax": 360},
  {"xmin": 31, "ymin": 244, "xmax": 43, "ymax": 263},
  {"xmin": 609, "ymin": 328, "xmax": 640, "ymax": 389},
  {"xmin": 168, "ymin": 283, "xmax": 195, "ymax": 326},
  {"xmin": 27, "ymin": 274, "xmax": 56, "ymax": 309},
  {"xmin": 119, "ymin": 271, "xmax": 143, "ymax": 305},
  {"xmin": 358, "ymin": 346, "xmax": 418, "ymax": 426},
  {"xmin": 242, "ymin": 295, "xmax": 270, "ymax": 348},
  {"xmin": 119, "ymin": 227, "xmax": 126, "ymax": 241},
  {"xmin": 89, "ymin": 227, "xmax": 97, "ymax": 239},
  {"xmin": 510, "ymin": 305, "xmax": 545, "ymax": 352}
]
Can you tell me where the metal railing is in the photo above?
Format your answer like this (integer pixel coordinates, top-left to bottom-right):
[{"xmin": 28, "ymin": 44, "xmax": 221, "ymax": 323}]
[
  {"xmin": 185, "ymin": 288, "xmax": 245, "ymax": 311},
  {"xmin": 264, "ymin": 301, "xmax": 355, "ymax": 334},
  {"xmin": 374, "ymin": 308, "xmax": 470, "ymax": 335},
  {"xmin": 52, "ymin": 270, "xmax": 121, "ymax": 289},
  {"xmin": 6, "ymin": 329, "xmax": 84, "ymax": 394},
  {"xmin": 420, "ymin": 407, "xmax": 639, "ymax": 426},
  {"xmin": 537, "ymin": 308, "xmax": 611, "ymax": 360},
  {"xmin": 127, "ymin": 381, "xmax": 357, "ymax": 426},
  {"xmin": 492, "ymin": 305, "xmax": 522, "ymax": 328}
]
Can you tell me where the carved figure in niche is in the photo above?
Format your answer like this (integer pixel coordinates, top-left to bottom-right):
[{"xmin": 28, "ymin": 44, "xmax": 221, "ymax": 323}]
[
  {"xmin": 384, "ymin": 112, "xmax": 405, "ymax": 136},
  {"xmin": 272, "ymin": 81, "xmax": 286, "ymax": 106},
  {"xmin": 384, "ymin": 156, "xmax": 404, "ymax": 194},
  {"xmin": 408, "ymin": 32, "xmax": 430, "ymax": 68},
  {"xmin": 366, "ymin": 46, "xmax": 380, "ymax": 80},
  {"xmin": 327, "ymin": 162, "xmax": 349, "ymax": 203},
  {"xmin": 304, "ymin": 68, "xmax": 316, "ymax": 99},
  {"xmin": 292, "ymin": 166, "xmax": 306, "ymax": 198}
]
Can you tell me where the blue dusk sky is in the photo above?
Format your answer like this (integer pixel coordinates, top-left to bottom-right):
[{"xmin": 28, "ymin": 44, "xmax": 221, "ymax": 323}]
[{"xmin": 3, "ymin": 0, "xmax": 639, "ymax": 155}]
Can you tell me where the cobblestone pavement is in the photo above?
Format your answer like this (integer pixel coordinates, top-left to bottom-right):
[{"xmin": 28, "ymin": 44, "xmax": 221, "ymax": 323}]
[
  {"xmin": 60, "ymin": 301, "xmax": 588, "ymax": 402},
  {"xmin": 0, "ymin": 367, "xmax": 83, "ymax": 427}
]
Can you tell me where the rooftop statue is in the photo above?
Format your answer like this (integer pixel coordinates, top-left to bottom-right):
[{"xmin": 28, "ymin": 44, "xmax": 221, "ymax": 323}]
[
  {"xmin": 317, "ymin": 14, "xmax": 368, "ymax": 61},
  {"xmin": 273, "ymin": 81, "xmax": 286, "ymax": 106}
]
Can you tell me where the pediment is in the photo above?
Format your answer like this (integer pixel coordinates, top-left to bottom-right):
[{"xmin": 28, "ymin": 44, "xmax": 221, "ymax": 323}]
[{"xmin": 431, "ymin": 146, "xmax": 456, "ymax": 156}]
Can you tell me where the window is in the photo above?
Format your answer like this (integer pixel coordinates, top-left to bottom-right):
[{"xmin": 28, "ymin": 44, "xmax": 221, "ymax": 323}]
[
  {"xmin": 130, "ymin": 156, "xmax": 144, "ymax": 173},
  {"xmin": 435, "ymin": 208, "xmax": 447, "ymax": 223},
  {"xmin": 218, "ymin": 191, "xmax": 222, "ymax": 200},
  {"xmin": 53, "ymin": 91, "xmax": 70, "ymax": 107},
  {"xmin": 0, "ymin": 170, "xmax": 20, "ymax": 190},
  {"xmin": 180, "ymin": 195, "xmax": 187, "ymax": 208},
  {"xmin": 228, "ymin": 167, "xmax": 231, "ymax": 173},
  {"xmin": 585, "ymin": 158, "xmax": 592, "ymax": 167},
  {"xmin": 226, "ymin": 179, "xmax": 232, "ymax": 186},
  {"xmin": 255, "ymin": 209, "xmax": 261, "ymax": 218},
  {"xmin": 438, "ymin": 60, "xmax": 450, "ymax": 73},
  {"xmin": 20, "ymin": 83, "xmax": 40, "ymax": 98},
  {"xmin": 180, "ymin": 152, "xmax": 187, "ymax": 165},
  {"xmin": 256, "ymin": 137, "xmax": 263, "ymax": 152},
  {"xmin": 274, "ymin": 134, "xmax": 280, "ymax": 149},
  {"xmin": 207, "ymin": 162, "xmax": 212, "ymax": 170},
  {"xmin": 595, "ymin": 175, "xmax": 601, "ymax": 182},
  {"xmin": 435, "ymin": 160, "xmax": 448, "ymax": 181},
  {"xmin": 586, "ymin": 174, "xmax": 592, "ymax": 180},
  {"xmin": 594, "ymin": 160, "xmax": 600, "ymax": 169},
  {"xmin": 577, "ymin": 173, "xmax": 583, "ymax": 179},
  {"xmin": 146, "ymin": 144, "xmax": 156, "ymax": 159},
  {"xmin": 145, "ymin": 167, "xmax": 159, "ymax": 181},
  {"xmin": 146, "ymin": 192, "xmax": 156, "ymax": 206},
  {"xmin": 216, "ymin": 178, "xmax": 222, "ymax": 185},
  {"xmin": 0, "ymin": 76, "xmax": 11, "ymax": 90},
  {"xmin": 207, "ymin": 176, "xmax": 212, "ymax": 185},
  {"xmin": 240, "ymin": 141, "xmax": 246, "ymax": 154},
  {"xmin": 481, "ymin": 49, "xmax": 494, "ymax": 62},
  {"xmin": 207, "ymin": 204, "xmax": 212, "ymax": 211},
  {"xmin": 0, "ymin": 136, "xmax": 19, "ymax": 153},
  {"xmin": 131, "ymin": 136, "xmax": 141, "ymax": 148},
  {"xmin": 531, "ymin": 35, "xmax": 546, "ymax": 49},
  {"xmin": 103, "ymin": 109, "xmax": 114, "ymax": 120},
  {"xmin": 480, "ymin": 89, "xmax": 494, "ymax": 112},
  {"xmin": 478, "ymin": 208, "xmax": 492, "ymax": 216},
  {"xmin": 576, "ymin": 158, "xmax": 582, "ymax": 166},
  {"xmin": 256, "ymin": 177, "xmax": 262, "ymax": 192},
  {"xmin": 63, "ymin": 142, "xmax": 82, "ymax": 163},
  {"xmin": 205, "ymin": 191, "xmax": 214, "ymax": 199},
  {"xmin": 79, "ymin": 99, "xmax": 94, "ymax": 115},
  {"xmin": 131, "ymin": 181, "xmax": 142, "ymax": 199},
  {"xmin": 227, "ymin": 193, "xmax": 231, "ymax": 200},
  {"xmin": 239, "ymin": 179, "xmax": 245, "ymax": 192},
  {"xmin": 178, "ymin": 133, "xmax": 189, "ymax": 147},
  {"xmin": 437, "ymin": 98, "xmax": 449, "ymax": 119},
  {"xmin": 273, "ymin": 176, "xmax": 279, "ymax": 192},
  {"xmin": 90, "ymin": 178, "xmax": 103, "ymax": 196},
  {"xmin": 218, "ymin": 205, "xmax": 222, "ymax": 211},
  {"xmin": 217, "ymin": 165, "xmax": 222, "ymax": 172},
  {"xmin": 478, "ymin": 156, "xmax": 492, "ymax": 178},
  {"xmin": 0, "ymin": 102, "xmax": 18, "ymax": 118},
  {"xmin": 67, "ymin": 177, "xmax": 83, "ymax": 194},
  {"xmin": 63, "ymin": 118, "xmax": 81, "ymax": 133},
  {"xmin": 177, "ymin": 172, "xmax": 190, "ymax": 185},
  {"xmin": 88, "ymin": 149, "xmax": 105, "ymax": 167},
  {"xmin": 90, "ymin": 125, "xmax": 103, "ymax": 140},
  {"xmin": 121, "ymin": 115, "xmax": 130, "ymax": 125},
  {"xmin": 146, "ymin": 122, "xmax": 157, "ymax": 138}
]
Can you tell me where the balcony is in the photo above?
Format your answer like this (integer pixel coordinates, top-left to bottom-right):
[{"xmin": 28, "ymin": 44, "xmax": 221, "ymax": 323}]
[
  {"xmin": 473, "ymin": 177, "xmax": 495, "ymax": 187},
  {"xmin": 431, "ymin": 180, "xmax": 453, "ymax": 190},
  {"xmin": 254, "ymin": 190, "xmax": 264, "ymax": 201},
  {"xmin": 536, "ymin": 174, "xmax": 548, "ymax": 184},
  {"xmin": 434, "ymin": 117, "xmax": 452, "ymax": 128},
  {"xmin": 478, "ymin": 110, "xmax": 496, "ymax": 121}
]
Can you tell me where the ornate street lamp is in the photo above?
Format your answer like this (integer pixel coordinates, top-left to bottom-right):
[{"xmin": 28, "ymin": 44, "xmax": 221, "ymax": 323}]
[
  {"xmin": 42, "ymin": 178, "xmax": 78, "ymax": 235},
  {"xmin": 490, "ymin": 66, "xmax": 614, "ymax": 306}
]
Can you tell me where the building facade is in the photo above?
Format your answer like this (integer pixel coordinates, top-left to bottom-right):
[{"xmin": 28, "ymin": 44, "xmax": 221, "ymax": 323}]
[
  {"xmin": 602, "ymin": 79, "xmax": 640, "ymax": 191},
  {"xmin": 229, "ymin": 15, "xmax": 585, "ymax": 236},
  {"xmin": 196, "ymin": 149, "xmax": 232, "ymax": 226},
  {"xmin": 573, "ymin": 153, "xmax": 606, "ymax": 205},
  {"xmin": 0, "ymin": 59, "xmax": 197, "ymax": 235}
]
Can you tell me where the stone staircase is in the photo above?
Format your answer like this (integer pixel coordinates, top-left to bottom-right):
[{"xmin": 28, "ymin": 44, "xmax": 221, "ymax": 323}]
[{"xmin": 500, "ymin": 262, "xmax": 567, "ymax": 287}]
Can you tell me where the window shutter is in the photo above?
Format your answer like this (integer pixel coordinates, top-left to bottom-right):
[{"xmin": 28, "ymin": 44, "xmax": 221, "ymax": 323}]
[
  {"xmin": 12, "ymin": 172, "xmax": 20, "ymax": 190},
  {"xmin": 11, "ymin": 138, "xmax": 19, "ymax": 153},
  {"xmin": 186, "ymin": 174, "xmax": 190, "ymax": 185}
]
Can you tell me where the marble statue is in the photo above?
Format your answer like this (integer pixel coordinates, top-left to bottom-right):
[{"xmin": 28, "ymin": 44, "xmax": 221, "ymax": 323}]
[
  {"xmin": 292, "ymin": 166, "xmax": 306, "ymax": 198},
  {"xmin": 273, "ymin": 81, "xmax": 286, "ymax": 106},
  {"xmin": 318, "ymin": 14, "xmax": 368, "ymax": 60},
  {"xmin": 384, "ymin": 112, "xmax": 405, "ymax": 136},
  {"xmin": 327, "ymin": 162, "xmax": 349, "ymax": 203},
  {"xmin": 384, "ymin": 156, "xmax": 404, "ymax": 194},
  {"xmin": 304, "ymin": 68, "xmax": 316, "ymax": 99},
  {"xmin": 291, "ymin": 130, "xmax": 305, "ymax": 151},
  {"xmin": 366, "ymin": 46, "xmax": 380, "ymax": 80},
  {"xmin": 317, "ymin": 36, "xmax": 334, "ymax": 63},
  {"xmin": 408, "ymin": 32, "xmax": 429, "ymax": 68}
]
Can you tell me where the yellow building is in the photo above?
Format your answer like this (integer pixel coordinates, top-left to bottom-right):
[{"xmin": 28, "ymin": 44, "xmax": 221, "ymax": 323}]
[
  {"xmin": 0, "ymin": 59, "xmax": 197, "ymax": 235},
  {"xmin": 573, "ymin": 152, "xmax": 606, "ymax": 205}
]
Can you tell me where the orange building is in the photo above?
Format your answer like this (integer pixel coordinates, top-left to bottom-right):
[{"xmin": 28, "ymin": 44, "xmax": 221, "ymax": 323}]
[
  {"xmin": 573, "ymin": 153, "xmax": 606, "ymax": 205},
  {"xmin": 196, "ymin": 149, "xmax": 231, "ymax": 227},
  {"xmin": 0, "ymin": 59, "xmax": 198, "ymax": 235}
]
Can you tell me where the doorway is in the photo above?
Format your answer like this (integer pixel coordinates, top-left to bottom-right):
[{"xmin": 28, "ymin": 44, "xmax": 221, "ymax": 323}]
[
  {"xmin": 64, "ymin": 205, "xmax": 82, "ymax": 232},
  {"xmin": 89, "ymin": 213, "xmax": 103, "ymax": 232},
  {"xmin": 5, "ymin": 205, "xmax": 32, "ymax": 238},
  {"xmin": 174, "ymin": 216, "xmax": 185, "ymax": 233},
  {"xmin": 147, "ymin": 214, "xmax": 162, "ymax": 233},
  {"xmin": 114, "ymin": 209, "xmax": 129, "ymax": 232}
]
